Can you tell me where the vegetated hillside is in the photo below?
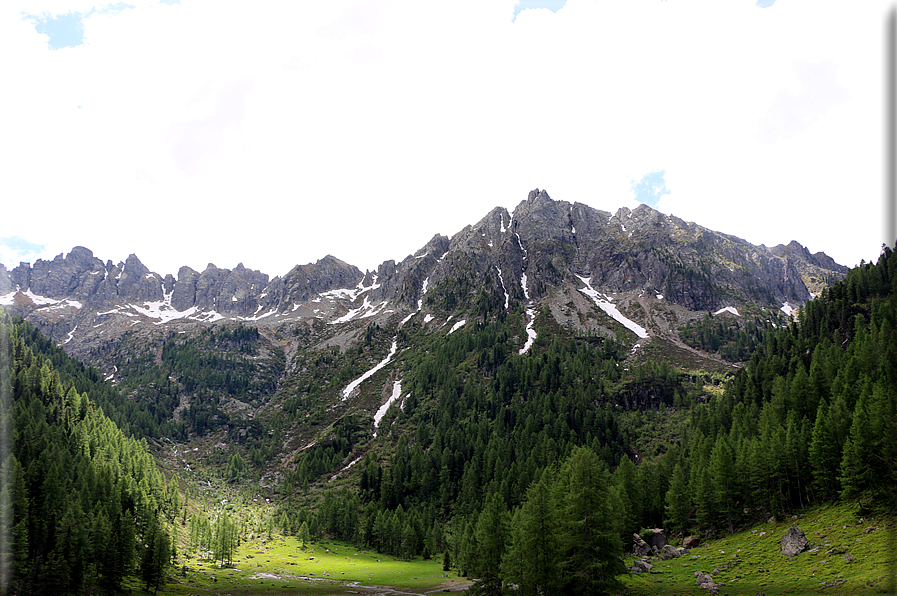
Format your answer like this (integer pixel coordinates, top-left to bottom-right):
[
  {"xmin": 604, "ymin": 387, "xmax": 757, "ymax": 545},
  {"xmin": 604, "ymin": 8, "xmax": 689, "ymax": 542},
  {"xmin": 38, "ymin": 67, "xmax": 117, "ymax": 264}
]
[
  {"xmin": 0, "ymin": 314, "xmax": 181, "ymax": 594},
  {"xmin": 1, "ymin": 191, "xmax": 865, "ymax": 593},
  {"xmin": 621, "ymin": 501, "xmax": 894, "ymax": 595},
  {"xmin": 273, "ymin": 245, "xmax": 893, "ymax": 595}
]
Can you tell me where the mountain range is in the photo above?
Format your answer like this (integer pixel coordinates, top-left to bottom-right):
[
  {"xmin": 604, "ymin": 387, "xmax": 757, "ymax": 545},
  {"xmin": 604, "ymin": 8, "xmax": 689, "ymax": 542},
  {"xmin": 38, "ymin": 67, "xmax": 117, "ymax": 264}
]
[{"xmin": 1, "ymin": 189, "xmax": 846, "ymax": 366}]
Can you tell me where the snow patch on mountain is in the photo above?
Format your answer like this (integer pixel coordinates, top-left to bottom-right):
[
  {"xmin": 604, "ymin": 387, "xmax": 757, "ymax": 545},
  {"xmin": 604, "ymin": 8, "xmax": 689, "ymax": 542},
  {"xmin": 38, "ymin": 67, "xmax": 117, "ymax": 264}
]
[
  {"xmin": 417, "ymin": 277, "xmax": 430, "ymax": 310},
  {"xmin": 333, "ymin": 455, "xmax": 364, "ymax": 479},
  {"xmin": 127, "ymin": 293, "xmax": 200, "ymax": 325},
  {"xmin": 373, "ymin": 379, "xmax": 402, "ymax": 437},
  {"xmin": 496, "ymin": 267, "xmax": 510, "ymax": 309},
  {"xmin": 515, "ymin": 233, "xmax": 528, "ymax": 258},
  {"xmin": 6, "ymin": 290, "xmax": 85, "ymax": 311},
  {"xmin": 23, "ymin": 290, "xmax": 66, "ymax": 306},
  {"xmin": 714, "ymin": 306, "xmax": 740, "ymax": 317},
  {"xmin": 330, "ymin": 296, "xmax": 389, "ymax": 324},
  {"xmin": 320, "ymin": 276, "xmax": 381, "ymax": 302},
  {"xmin": 519, "ymin": 307, "xmax": 537, "ymax": 355},
  {"xmin": 341, "ymin": 338, "xmax": 398, "ymax": 401},
  {"xmin": 449, "ymin": 320, "xmax": 466, "ymax": 334},
  {"xmin": 576, "ymin": 275, "xmax": 649, "ymax": 339},
  {"xmin": 94, "ymin": 291, "xmax": 233, "ymax": 325}
]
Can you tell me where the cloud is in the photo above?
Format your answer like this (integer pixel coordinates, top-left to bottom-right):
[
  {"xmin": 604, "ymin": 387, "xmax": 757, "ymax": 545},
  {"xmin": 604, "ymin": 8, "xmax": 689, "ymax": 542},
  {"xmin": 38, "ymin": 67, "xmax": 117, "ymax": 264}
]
[
  {"xmin": 0, "ymin": 0, "xmax": 888, "ymax": 278},
  {"xmin": 24, "ymin": 10, "xmax": 86, "ymax": 49},
  {"xmin": 23, "ymin": 3, "xmax": 135, "ymax": 49},
  {"xmin": 166, "ymin": 77, "xmax": 254, "ymax": 175},
  {"xmin": 757, "ymin": 60, "xmax": 849, "ymax": 144},
  {"xmin": 631, "ymin": 171, "xmax": 670, "ymax": 209},
  {"xmin": 0, "ymin": 237, "xmax": 47, "ymax": 269},
  {"xmin": 513, "ymin": 0, "xmax": 567, "ymax": 21}
]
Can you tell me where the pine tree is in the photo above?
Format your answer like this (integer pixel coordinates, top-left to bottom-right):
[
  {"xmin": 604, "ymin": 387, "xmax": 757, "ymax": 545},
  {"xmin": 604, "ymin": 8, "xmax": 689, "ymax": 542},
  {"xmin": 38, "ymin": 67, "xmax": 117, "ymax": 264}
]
[
  {"xmin": 612, "ymin": 456, "xmax": 642, "ymax": 537},
  {"xmin": 554, "ymin": 446, "xmax": 622, "ymax": 595},
  {"xmin": 809, "ymin": 401, "xmax": 839, "ymax": 499},
  {"xmin": 140, "ymin": 521, "xmax": 170, "ymax": 594},
  {"xmin": 212, "ymin": 512, "xmax": 238, "ymax": 566},
  {"xmin": 710, "ymin": 435, "xmax": 737, "ymax": 532},
  {"xmin": 840, "ymin": 380, "xmax": 889, "ymax": 500},
  {"xmin": 502, "ymin": 478, "xmax": 560, "ymax": 596},
  {"xmin": 664, "ymin": 463, "xmax": 691, "ymax": 537},
  {"xmin": 469, "ymin": 493, "xmax": 507, "ymax": 596},
  {"xmin": 298, "ymin": 520, "xmax": 311, "ymax": 550}
]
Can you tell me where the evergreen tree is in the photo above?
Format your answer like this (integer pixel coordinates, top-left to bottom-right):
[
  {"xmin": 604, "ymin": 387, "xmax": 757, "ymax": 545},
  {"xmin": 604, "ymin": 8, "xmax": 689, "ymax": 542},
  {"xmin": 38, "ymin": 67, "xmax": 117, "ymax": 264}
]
[
  {"xmin": 468, "ymin": 493, "xmax": 507, "ymax": 596},
  {"xmin": 503, "ymin": 477, "xmax": 561, "ymax": 596},
  {"xmin": 212, "ymin": 512, "xmax": 238, "ymax": 566},
  {"xmin": 710, "ymin": 435, "xmax": 737, "ymax": 533},
  {"xmin": 809, "ymin": 401, "xmax": 839, "ymax": 499},
  {"xmin": 664, "ymin": 463, "xmax": 691, "ymax": 537},
  {"xmin": 141, "ymin": 521, "xmax": 170, "ymax": 594},
  {"xmin": 554, "ymin": 446, "xmax": 622, "ymax": 595},
  {"xmin": 298, "ymin": 520, "xmax": 311, "ymax": 550}
]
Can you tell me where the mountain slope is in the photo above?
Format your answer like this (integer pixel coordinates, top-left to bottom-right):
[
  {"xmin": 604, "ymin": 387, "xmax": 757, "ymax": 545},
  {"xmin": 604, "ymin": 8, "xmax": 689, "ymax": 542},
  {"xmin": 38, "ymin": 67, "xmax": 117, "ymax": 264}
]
[
  {"xmin": 0, "ymin": 314, "xmax": 178, "ymax": 594},
  {"xmin": 0, "ymin": 189, "xmax": 849, "ymax": 463}
]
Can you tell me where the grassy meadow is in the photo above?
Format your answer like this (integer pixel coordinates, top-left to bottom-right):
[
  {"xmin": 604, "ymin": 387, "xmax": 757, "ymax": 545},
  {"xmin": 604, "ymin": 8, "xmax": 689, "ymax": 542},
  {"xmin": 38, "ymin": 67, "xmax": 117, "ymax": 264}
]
[
  {"xmin": 159, "ymin": 535, "xmax": 468, "ymax": 595},
  {"xmin": 621, "ymin": 502, "xmax": 895, "ymax": 595}
]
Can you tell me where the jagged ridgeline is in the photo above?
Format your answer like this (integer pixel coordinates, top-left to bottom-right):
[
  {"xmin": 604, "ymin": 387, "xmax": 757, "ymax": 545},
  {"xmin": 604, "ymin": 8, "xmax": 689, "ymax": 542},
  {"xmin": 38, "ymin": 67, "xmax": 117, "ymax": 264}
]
[{"xmin": 0, "ymin": 315, "xmax": 178, "ymax": 594}]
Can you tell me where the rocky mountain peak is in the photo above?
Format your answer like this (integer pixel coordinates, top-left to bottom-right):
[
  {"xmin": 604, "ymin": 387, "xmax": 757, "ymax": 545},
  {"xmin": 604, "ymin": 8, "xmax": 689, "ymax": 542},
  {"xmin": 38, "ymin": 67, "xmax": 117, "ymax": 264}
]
[
  {"xmin": 1, "ymin": 189, "xmax": 850, "ymax": 356},
  {"xmin": 526, "ymin": 188, "xmax": 552, "ymax": 204}
]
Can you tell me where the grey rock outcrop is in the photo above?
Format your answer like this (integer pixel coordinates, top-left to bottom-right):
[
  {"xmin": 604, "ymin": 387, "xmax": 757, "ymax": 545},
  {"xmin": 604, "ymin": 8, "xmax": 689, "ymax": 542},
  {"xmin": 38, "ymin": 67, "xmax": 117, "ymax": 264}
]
[
  {"xmin": 648, "ymin": 529, "xmax": 668, "ymax": 551},
  {"xmin": 660, "ymin": 544, "xmax": 681, "ymax": 560},
  {"xmin": 633, "ymin": 534, "xmax": 653, "ymax": 557},
  {"xmin": 695, "ymin": 571, "xmax": 719, "ymax": 593},
  {"xmin": 780, "ymin": 526, "xmax": 809, "ymax": 557},
  {"xmin": 631, "ymin": 559, "xmax": 653, "ymax": 574},
  {"xmin": 171, "ymin": 266, "xmax": 200, "ymax": 311},
  {"xmin": 261, "ymin": 255, "xmax": 362, "ymax": 310}
]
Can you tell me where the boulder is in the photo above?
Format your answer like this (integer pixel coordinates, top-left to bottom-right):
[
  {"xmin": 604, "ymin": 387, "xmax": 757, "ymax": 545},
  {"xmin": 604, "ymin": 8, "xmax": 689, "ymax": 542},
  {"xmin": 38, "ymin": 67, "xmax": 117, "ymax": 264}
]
[
  {"xmin": 684, "ymin": 536, "xmax": 701, "ymax": 549},
  {"xmin": 631, "ymin": 559, "xmax": 653, "ymax": 574},
  {"xmin": 694, "ymin": 571, "xmax": 719, "ymax": 593},
  {"xmin": 647, "ymin": 529, "xmax": 668, "ymax": 551},
  {"xmin": 632, "ymin": 533, "xmax": 653, "ymax": 557},
  {"xmin": 660, "ymin": 544, "xmax": 681, "ymax": 560},
  {"xmin": 780, "ymin": 526, "xmax": 809, "ymax": 557}
]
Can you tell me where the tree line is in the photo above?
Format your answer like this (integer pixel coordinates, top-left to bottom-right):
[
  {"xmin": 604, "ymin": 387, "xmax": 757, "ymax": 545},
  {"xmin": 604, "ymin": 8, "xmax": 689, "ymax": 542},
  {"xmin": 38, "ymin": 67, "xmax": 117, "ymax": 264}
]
[{"xmin": 1, "ymin": 314, "xmax": 177, "ymax": 594}]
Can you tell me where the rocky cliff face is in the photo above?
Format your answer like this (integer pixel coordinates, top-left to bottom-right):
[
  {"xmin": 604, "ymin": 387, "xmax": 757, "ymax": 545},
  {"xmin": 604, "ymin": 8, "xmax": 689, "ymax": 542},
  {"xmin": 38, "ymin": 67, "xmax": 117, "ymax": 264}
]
[
  {"xmin": 1, "ymin": 189, "xmax": 848, "ymax": 362},
  {"xmin": 358, "ymin": 188, "xmax": 847, "ymax": 316}
]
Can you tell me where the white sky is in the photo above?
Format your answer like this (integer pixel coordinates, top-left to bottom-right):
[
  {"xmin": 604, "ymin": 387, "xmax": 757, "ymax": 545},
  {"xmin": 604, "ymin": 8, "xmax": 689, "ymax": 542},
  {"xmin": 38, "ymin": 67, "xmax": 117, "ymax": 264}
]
[{"xmin": 0, "ymin": 0, "xmax": 892, "ymax": 278}]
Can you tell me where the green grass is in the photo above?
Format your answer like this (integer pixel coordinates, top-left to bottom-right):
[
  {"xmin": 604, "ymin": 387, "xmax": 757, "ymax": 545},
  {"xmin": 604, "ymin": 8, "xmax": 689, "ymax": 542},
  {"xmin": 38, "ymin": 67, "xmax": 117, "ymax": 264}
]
[
  {"xmin": 161, "ymin": 535, "xmax": 467, "ymax": 595},
  {"xmin": 619, "ymin": 502, "xmax": 895, "ymax": 595}
]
